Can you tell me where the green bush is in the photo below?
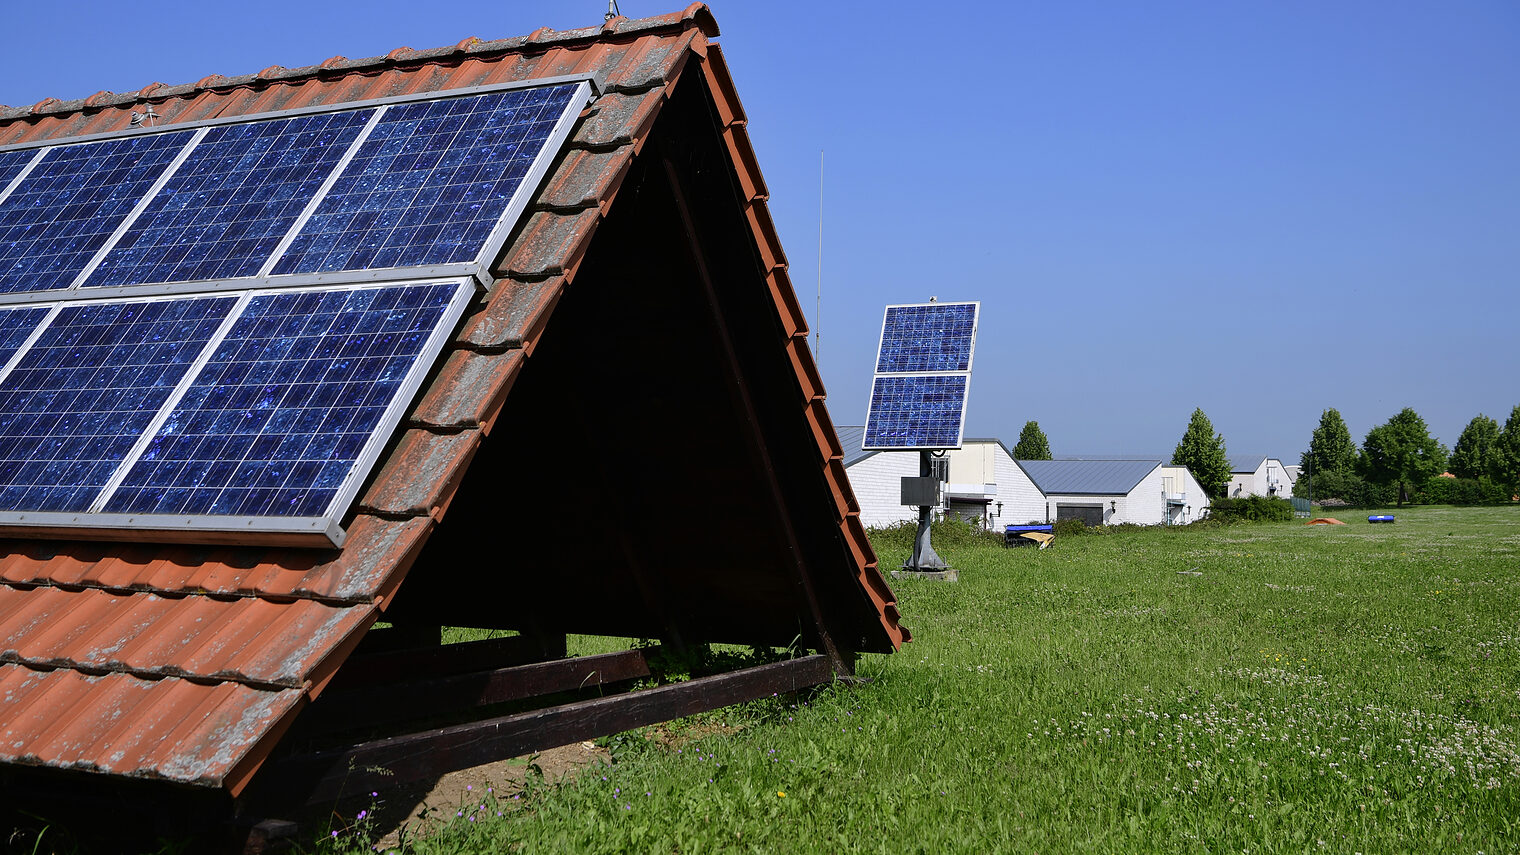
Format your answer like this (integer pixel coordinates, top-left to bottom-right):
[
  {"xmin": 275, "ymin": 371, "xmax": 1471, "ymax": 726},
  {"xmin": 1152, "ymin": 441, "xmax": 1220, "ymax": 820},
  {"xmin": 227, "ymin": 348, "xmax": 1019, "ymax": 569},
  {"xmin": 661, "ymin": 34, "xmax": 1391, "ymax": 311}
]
[
  {"xmin": 1051, "ymin": 517, "xmax": 1088, "ymax": 537},
  {"xmin": 1303, "ymin": 470, "xmax": 1398, "ymax": 508},
  {"xmin": 1208, "ymin": 495, "xmax": 1295, "ymax": 523},
  {"xmin": 1414, "ymin": 475, "xmax": 1510, "ymax": 506},
  {"xmin": 867, "ymin": 516, "xmax": 1005, "ymax": 551}
]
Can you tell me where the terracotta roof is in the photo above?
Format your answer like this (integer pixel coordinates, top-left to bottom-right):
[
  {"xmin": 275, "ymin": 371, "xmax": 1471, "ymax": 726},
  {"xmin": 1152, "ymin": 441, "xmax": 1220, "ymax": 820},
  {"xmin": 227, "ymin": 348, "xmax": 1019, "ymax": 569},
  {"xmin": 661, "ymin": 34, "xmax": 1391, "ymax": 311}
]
[{"xmin": 0, "ymin": 3, "xmax": 903, "ymax": 797}]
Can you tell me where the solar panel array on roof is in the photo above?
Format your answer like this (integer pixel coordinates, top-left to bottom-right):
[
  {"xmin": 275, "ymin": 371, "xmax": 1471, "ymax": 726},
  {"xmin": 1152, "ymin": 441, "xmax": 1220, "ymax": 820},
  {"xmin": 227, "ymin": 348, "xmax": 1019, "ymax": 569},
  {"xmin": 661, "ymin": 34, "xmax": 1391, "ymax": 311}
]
[
  {"xmin": 0, "ymin": 78, "xmax": 592, "ymax": 545},
  {"xmin": 862, "ymin": 301, "xmax": 979, "ymax": 450},
  {"xmin": 87, "ymin": 111, "xmax": 372, "ymax": 288},
  {"xmin": 0, "ymin": 296, "xmax": 236, "ymax": 513},
  {"xmin": 0, "ymin": 132, "xmax": 194, "ymax": 294},
  {"xmin": 270, "ymin": 85, "xmax": 578, "ymax": 275}
]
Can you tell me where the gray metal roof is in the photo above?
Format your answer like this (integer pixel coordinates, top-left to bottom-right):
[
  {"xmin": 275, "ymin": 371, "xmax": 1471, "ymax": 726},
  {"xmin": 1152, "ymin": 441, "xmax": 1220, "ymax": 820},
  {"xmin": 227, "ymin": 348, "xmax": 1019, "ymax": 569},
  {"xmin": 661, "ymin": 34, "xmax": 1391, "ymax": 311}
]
[
  {"xmin": 836, "ymin": 425, "xmax": 876, "ymax": 467},
  {"xmin": 1016, "ymin": 459, "xmax": 1162, "ymax": 496},
  {"xmin": 838, "ymin": 427, "xmax": 1015, "ymax": 469},
  {"xmin": 1229, "ymin": 455, "xmax": 1267, "ymax": 474}
]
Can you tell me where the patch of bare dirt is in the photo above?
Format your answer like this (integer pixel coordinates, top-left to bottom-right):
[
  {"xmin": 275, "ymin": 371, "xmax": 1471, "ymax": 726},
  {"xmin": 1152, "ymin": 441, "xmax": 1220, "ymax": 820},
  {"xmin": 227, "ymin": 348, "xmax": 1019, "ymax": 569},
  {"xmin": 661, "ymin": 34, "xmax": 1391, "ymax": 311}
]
[{"xmin": 349, "ymin": 740, "xmax": 610, "ymax": 850}]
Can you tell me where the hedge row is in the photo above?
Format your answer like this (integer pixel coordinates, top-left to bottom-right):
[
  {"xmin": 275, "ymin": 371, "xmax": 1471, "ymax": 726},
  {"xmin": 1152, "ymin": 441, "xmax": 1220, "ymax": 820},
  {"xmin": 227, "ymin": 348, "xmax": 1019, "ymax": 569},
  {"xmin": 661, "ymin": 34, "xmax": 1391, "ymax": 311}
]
[{"xmin": 1304, "ymin": 471, "xmax": 1513, "ymax": 508}]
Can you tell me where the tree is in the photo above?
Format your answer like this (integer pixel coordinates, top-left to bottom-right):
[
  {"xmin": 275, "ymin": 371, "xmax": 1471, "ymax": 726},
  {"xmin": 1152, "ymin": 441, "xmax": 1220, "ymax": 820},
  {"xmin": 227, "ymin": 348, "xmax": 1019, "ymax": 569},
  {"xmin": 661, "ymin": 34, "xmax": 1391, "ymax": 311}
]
[
  {"xmin": 1012, "ymin": 420, "xmax": 1052, "ymax": 460},
  {"xmin": 1449, "ymin": 413, "xmax": 1500, "ymax": 481},
  {"xmin": 1300, "ymin": 408, "xmax": 1357, "ymax": 479},
  {"xmin": 1171, "ymin": 408, "xmax": 1231, "ymax": 498},
  {"xmin": 1358, "ymin": 408, "xmax": 1448, "ymax": 505},
  {"xmin": 1498, "ymin": 404, "xmax": 1520, "ymax": 493}
]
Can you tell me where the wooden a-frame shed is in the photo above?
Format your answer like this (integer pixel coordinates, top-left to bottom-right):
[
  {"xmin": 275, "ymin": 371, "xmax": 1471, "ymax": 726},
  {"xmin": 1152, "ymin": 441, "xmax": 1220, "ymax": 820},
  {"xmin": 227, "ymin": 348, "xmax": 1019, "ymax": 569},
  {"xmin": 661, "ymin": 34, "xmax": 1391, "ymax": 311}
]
[{"xmin": 0, "ymin": 4, "xmax": 905, "ymax": 842}]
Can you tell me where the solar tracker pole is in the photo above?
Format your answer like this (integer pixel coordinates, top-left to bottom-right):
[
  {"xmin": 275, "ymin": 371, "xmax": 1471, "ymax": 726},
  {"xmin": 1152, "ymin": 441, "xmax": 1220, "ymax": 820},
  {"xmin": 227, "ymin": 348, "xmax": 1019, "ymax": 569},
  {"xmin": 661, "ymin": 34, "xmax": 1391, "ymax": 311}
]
[{"xmin": 905, "ymin": 450, "xmax": 949, "ymax": 573}]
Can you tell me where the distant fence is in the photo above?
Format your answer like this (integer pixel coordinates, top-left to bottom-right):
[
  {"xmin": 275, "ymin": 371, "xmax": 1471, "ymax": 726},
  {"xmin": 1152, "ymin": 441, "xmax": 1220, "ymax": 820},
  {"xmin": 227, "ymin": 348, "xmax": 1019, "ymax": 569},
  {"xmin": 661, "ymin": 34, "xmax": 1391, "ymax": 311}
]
[{"xmin": 1291, "ymin": 497, "xmax": 1312, "ymax": 518}]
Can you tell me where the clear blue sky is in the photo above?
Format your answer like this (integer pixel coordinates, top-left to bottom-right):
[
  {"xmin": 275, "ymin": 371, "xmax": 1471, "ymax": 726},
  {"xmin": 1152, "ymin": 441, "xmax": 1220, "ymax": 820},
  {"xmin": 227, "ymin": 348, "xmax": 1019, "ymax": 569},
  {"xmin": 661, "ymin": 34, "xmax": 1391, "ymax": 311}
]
[{"xmin": 3, "ymin": 1, "xmax": 1516, "ymax": 461}]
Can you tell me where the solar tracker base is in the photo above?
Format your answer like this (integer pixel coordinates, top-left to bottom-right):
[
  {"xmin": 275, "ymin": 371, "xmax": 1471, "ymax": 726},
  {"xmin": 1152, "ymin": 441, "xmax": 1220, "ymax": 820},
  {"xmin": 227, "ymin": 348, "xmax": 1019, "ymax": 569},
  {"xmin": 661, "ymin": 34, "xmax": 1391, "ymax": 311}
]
[{"xmin": 890, "ymin": 567, "xmax": 959, "ymax": 582}]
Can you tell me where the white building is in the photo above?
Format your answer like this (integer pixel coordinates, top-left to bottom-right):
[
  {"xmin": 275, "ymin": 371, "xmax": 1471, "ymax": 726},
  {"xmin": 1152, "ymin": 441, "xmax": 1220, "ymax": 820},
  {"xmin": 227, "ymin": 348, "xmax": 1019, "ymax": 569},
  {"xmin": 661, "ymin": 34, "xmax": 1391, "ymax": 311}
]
[
  {"xmin": 1227, "ymin": 456, "xmax": 1294, "ymax": 498},
  {"xmin": 1017, "ymin": 459, "xmax": 1210, "ymax": 526},
  {"xmin": 838, "ymin": 425, "xmax": 1211, "ymax": 529},
  {"xmin": 837, "ymin": 427, "xmax": 1043, "ymax": 530}
]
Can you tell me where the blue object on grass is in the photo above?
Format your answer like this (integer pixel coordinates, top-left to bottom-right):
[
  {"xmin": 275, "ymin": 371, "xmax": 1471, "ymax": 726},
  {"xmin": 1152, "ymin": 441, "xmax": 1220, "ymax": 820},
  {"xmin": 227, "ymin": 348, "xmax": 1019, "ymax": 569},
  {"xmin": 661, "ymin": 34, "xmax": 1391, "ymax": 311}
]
[{"xmin": 1368, "ymin": 515, "xmax": 1395, "ymax": 523}]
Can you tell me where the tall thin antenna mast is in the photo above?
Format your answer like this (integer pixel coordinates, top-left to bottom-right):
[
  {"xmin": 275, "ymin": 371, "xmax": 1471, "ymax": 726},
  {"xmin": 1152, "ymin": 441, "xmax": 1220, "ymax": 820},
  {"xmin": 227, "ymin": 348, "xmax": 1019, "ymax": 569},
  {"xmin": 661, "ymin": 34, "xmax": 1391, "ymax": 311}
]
[{"xmin": 814, "ymin": 149, "xmax": 824, "ymax": 367}]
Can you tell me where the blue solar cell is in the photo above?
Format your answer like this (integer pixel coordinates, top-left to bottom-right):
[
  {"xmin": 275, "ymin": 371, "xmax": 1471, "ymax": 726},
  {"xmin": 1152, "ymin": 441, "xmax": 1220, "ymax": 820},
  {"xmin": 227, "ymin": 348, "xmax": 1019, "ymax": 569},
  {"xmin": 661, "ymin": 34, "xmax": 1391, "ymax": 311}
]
[
  {"xmin": 0, "ymin": 132, "xmax": 193, "ymax": 294},
  {"xmin": 875, "ymin": 303, "xmax": 977, "ymax": 373},
  {"xmin": 0, "ymin": 296, "xmax": 235, "ymax": 512},
  {"xmin": 270, "ymin": 84, "xmax": 578, "ymax": 275},
  {"xmin": 86, "ymin": 111, "xmax": 374, "ymax": 288},
  {"xmin": 0, "ymin": 150, "xmax": 36, "ymax": 196},
  {"xmin": 862, "ymin": 375, "xmax": 968, "ymax": 449},
  {"xmin": 0, "ymin": 306, "xmax": 50, "ymax": 367},
  {"xmin": 105, "ymin": 281, "xmax": 465, "ymax": 518}
]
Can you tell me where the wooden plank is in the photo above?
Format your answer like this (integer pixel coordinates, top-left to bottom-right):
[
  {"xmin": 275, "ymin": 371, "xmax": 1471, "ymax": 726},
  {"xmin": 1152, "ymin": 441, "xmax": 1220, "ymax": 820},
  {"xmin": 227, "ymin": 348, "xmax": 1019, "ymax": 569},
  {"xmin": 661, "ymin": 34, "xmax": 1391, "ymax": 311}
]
[
  {"xmin": 251, "ymin": 655, "xmax": 836, "ymax": 808},
  {"xmin": 329, "ymin": 632, "xmax": 567, "ymax": 690},
  {"xmin": 292, "ymin": 648, "xmax": 652, "ymax": 735}
]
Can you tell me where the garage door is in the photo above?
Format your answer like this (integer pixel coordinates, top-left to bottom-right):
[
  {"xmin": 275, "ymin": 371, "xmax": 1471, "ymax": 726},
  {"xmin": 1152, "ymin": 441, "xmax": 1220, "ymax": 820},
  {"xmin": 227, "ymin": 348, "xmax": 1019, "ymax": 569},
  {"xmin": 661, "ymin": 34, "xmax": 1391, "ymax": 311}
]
[{"xmin": 1056, "ymin": 504, "xmax": 1104, "ymax": 526}]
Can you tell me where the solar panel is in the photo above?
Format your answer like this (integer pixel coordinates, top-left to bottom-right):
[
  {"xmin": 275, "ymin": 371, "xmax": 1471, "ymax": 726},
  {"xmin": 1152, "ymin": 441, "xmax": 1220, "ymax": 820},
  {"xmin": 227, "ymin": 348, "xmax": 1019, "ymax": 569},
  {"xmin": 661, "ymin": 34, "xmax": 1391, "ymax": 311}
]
[
  {"xmin": 0, "ymin": 296, "xmax": 236, "ymax": 512},
  {"xmin": 104, "ymin": 281, "xmax": 469, "ymax": 521},
  {"xmin": 269, "ymin": 84, "xmax": 581, "ymax": 275},
  {"xmin": 875, "ymin": 303, "xmax": 977, "ymax": 373},
  {"xmin": 0, "ymin": 132, "xmax": 194, "ymax": 295},
  {"xmin": 0, "ymin": 150, "xmax": 36, "ymax": 198},
  {"xmin": 861, "ymin": 301, "xmax": 979, "ymax": 450},
  {"xmin": 862, "ymin": 375, "xmax": 970, "ymax": 450},
  {"xmin": 85, "ymin": 111, "xmax": 374, "ymax": 288},
  {"xmin": 0, "ymin": 306, "xmax": 51, "ymax": 370}
]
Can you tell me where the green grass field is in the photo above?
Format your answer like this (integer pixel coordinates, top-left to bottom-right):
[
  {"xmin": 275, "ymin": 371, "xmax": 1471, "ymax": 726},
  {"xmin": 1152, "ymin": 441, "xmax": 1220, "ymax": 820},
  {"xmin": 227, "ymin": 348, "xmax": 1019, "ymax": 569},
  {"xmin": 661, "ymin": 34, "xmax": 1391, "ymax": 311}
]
[{"xmin": 338, "ymin": 506, "xmax": 1520, "ymax": 854}]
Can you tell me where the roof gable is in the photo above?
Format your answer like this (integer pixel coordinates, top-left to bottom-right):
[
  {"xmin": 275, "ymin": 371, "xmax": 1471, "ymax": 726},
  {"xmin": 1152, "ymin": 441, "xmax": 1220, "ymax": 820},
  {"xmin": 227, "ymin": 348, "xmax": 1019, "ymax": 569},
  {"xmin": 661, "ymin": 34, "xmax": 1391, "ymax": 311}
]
[
  {"xmin": 1017, "ymin": 459, "xmax": 1162, "ymax": 495},
  {"xmin": 1229, "ymin": 455, "xmax": 1268, "ymax": 474},
  {"xmin": 0, "ymin": 5, "xmax": 903, "ymax": 808}
]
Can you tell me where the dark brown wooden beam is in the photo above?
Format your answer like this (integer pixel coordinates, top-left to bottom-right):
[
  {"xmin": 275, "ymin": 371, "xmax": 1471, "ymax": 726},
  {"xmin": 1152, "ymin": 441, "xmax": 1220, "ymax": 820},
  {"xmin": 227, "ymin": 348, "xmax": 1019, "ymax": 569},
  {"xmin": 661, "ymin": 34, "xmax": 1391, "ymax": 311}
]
[
  {"xmin": 293, "ymin": 648, "xmax": 653, "ymax": 735},
  {"xmin": 249, "ymin": 654, "xmax": 835, "ymax": 808},
  {"xmin": 329, "ymin": 632, "xmax": 567, "ymax": 691}
]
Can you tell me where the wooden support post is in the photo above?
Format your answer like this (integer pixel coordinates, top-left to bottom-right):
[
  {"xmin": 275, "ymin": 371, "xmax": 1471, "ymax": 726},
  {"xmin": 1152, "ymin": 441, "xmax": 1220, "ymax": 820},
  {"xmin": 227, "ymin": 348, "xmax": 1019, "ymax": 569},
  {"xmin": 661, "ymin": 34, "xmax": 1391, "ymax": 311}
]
[
  {"xmin": 293, "ymin": 648, "xmax": 654, "ymax": 735},
  {"xmin": 329, "ymin": 632, "xmax": 567, "ymax": 691},
  {"xmin": 246, "ymin": 654, "xmax": 835, "ymax": 809}
]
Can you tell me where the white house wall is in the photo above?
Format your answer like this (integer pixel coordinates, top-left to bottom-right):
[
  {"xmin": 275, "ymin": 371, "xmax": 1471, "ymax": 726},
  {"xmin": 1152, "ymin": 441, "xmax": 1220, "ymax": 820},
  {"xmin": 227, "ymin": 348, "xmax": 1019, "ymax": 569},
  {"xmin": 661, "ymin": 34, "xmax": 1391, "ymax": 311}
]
[
  {"xmin": 1039, "ymin": 466, "xmax": 1204, "ymax": 526},
  {"xmin": 1160, "ymin": 465, "xmax": 1211, "ymax": 524},
  {"xmin": 843, "ymin": 451, "xmax": 921, "ymax": 529},
  {"xmin": 845, "ymin": 440, "xmax": 1047, "ymax": 531},
  {"xmin": 991, "ymin": 450, "xmax": 1046, "ymax": 527},
  {"xmin": 1228, "ymin": 459, "xmax": 1294, "ymax": 499}
]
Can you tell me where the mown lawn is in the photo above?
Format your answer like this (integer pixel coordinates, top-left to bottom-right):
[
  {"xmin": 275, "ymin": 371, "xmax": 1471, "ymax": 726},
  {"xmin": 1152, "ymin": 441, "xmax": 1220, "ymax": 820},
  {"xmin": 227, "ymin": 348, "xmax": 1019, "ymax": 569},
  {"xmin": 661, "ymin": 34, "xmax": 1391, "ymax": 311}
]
[{"xmin": 335, "ymin": 506, "xmax": 1520, "ymax": 854}]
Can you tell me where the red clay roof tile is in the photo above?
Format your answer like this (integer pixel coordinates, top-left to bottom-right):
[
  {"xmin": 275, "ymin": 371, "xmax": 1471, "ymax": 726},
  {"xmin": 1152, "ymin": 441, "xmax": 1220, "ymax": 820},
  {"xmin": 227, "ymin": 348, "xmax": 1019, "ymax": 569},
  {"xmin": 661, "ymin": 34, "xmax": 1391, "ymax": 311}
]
[
  {"xmin": 357, "ymin": 429, "xmax": 482, "ymax": 518},
  {"xmin": 537, "ymin": 148, "xmax": 635, "ymax": 212},
  {"xmin": 459, "ymin": 277, "xmax": 566, "ymax": 352},
  {"xmin": 411, "ymin": 349, "xmax": 526, "ymax": 431},
  {"xmin": 0, "ymin": 587, "xmax": 368, "ymax": 687},
  {"xmin": 497, "ymin": 208, "xmax": 603, "ymax": 279},
  {"xmin": 0, "ymin": 665, "xmax": 303, "ymax": 785}
]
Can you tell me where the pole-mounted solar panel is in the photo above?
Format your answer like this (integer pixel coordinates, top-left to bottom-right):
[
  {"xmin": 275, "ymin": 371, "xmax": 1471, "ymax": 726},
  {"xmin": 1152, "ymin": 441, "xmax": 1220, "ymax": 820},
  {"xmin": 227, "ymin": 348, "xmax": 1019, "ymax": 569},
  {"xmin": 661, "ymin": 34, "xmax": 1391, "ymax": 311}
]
[{"xmin": 862, "ymin": 300, "xmax": 979, "ymax": 577}]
